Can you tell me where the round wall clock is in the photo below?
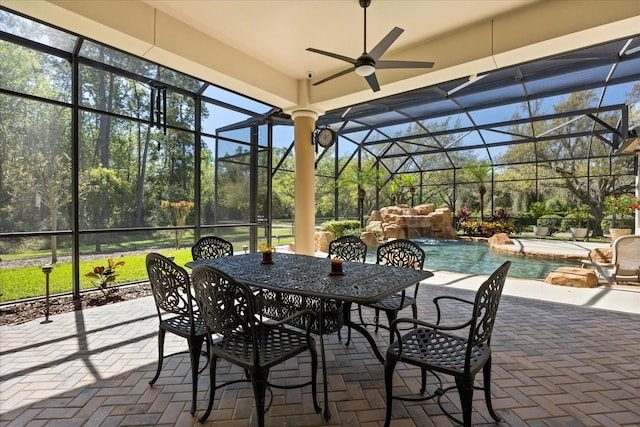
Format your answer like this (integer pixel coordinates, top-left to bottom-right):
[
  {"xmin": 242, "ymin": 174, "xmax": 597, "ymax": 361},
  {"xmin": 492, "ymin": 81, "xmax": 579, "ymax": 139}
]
[{"xmin": 315, "ymin": 126, "xmax": 336, "ymax": 148}]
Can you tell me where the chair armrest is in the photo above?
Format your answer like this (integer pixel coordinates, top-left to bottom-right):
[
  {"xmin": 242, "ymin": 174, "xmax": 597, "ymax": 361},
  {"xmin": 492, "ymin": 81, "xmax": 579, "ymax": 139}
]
[
  {"xmin": 581, "ymin": 260, "xmax": 614, "ymax": 268},
  {"xmin": 433, "ymin": 295, "xmax": 473, "ymax": 325},
  {"xmin": 259, "ymin": 308, "xmax": 316, "ymax": 336}
]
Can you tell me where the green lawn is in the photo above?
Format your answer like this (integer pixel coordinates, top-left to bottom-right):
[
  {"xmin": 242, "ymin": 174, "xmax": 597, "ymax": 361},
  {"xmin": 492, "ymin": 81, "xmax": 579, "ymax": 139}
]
[
  {"xmin": 0, "ymin": 228, "xmax": 296, "ymax": 303},
  {"xmin": 0, "ymin": 249, "xmax": 193, "ymax": 302}
]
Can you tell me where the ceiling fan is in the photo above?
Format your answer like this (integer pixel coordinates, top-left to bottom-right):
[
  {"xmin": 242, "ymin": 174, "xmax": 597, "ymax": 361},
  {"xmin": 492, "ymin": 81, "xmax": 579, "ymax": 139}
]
[{"xmin": 307, "ymin": 0, "xmax": 434, "ymax": 92}]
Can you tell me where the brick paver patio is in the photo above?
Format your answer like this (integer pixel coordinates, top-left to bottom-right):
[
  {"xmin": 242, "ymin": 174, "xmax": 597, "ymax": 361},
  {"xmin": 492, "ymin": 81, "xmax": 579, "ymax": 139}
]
[{"xmin": 2, "ymin": 274, "xmax": 640, "ymax": 426}]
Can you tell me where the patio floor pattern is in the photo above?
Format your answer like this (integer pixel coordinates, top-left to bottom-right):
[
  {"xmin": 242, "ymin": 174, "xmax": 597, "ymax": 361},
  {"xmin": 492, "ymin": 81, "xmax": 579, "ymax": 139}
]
[{"xmin": 2, "ymin": 274, "xmax": 640, "ymax": 426}]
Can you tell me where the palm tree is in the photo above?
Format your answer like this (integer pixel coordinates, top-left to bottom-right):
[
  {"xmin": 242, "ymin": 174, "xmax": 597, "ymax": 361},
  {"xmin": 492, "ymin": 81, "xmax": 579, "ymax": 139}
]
[
  {"xmin": 338, "ymin": 166, "xmax": 379, "ymax": 228},
  {"xmin": 466, "ymin": 163, "xmax": 492, "ymax": 221},
  {"xmin": 399, "ymin": 174, "xmax": 417, "ymax": 206},
  {"xmin": 387, "ymin": 177, "xmax": 401, "ymax": 205}
]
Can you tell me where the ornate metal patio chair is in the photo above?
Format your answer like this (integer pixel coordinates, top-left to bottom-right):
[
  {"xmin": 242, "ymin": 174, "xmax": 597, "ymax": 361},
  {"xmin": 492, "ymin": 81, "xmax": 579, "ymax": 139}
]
[
  {"xmin": 359, "ymin": 239, "xmax": 425, "ymax": 340},
  {"xmin": 191, "ymin": 265, "xmax": 321, "ymax": 425},
  {"xmin": 383, "ymin": 261, "xmax": 511, "ymax": 427},
  {"xmin": 146, "ymin": 253, "xmax": 207, "ymax": 415},
  {"xmin": 327, "ymin": 235, "xmax": 367, "ymax": 344},
  {"xmin": 191, "ymin": 236, "xmax": 233, "ymax": 261}
]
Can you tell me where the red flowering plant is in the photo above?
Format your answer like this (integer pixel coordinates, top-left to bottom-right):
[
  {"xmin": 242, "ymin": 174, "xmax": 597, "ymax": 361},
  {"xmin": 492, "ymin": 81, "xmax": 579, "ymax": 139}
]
[{"xmin": 85, "ymin": 258, "xmax": 125, "ymax": 296}]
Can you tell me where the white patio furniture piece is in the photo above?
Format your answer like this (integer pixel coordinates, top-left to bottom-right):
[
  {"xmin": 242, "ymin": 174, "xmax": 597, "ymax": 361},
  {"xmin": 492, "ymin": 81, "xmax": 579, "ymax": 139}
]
[{"xmin": 581, "ymin": 235, "xmax": 640, "ymax": 284}]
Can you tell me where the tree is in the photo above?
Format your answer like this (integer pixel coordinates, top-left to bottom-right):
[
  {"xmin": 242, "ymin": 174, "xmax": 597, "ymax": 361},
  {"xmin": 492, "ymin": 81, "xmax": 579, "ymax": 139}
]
[
  {"xmin": 465, "ymin": 163, "xmax": 492, "ymax": 221},
  {"xmin": 337, "ymin": 164, "xmax": 380, "ymax": 228},
  {"xmin": 80, "ymin": 165, "xmax": 126, "ymax": 251},
  {"xmin": 499, "ymin": 88, "xmax": 639, "ymax": 235},
  {"xmin": 161, "ymin": 200, "xmax": 194, "ymax": 249}
]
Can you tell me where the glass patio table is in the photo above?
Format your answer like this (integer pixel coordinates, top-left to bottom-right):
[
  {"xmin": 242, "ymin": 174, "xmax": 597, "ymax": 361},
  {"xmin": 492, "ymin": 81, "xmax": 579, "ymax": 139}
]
[{"xmin": 186, "ymin": 251, "xmax": 433, "ymax": 420}]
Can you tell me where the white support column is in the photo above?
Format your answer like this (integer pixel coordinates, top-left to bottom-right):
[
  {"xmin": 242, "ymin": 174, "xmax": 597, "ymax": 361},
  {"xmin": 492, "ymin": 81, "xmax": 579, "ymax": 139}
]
[{"xmin": 291, "ymin": 110, "xmax": 318, "ymax": 255}]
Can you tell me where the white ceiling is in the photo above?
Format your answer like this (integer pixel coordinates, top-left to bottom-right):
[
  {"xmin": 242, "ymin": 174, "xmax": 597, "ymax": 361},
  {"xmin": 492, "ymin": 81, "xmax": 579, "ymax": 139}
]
[{"xmin": 140, "ymin": 0, "xmax": 537, "ymax": 81}]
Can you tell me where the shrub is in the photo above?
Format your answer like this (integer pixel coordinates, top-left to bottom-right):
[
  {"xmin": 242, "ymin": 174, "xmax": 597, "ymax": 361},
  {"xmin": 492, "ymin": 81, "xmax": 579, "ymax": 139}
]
[
  {"xmin": 456, "ymin": 207, "xmax": 471, "ymax": 222},
  {"xmin": 320, "ymin": 220, "xmax": 362, "ymax": 238},
  {"xmin": 459, "ymin": 220, "xmax": 514, "ymax": 237},
  {"xmin": 509, "ymin": 213, "xmax": 530, "ymax": 233},
  {"xmin": 529, "ymin": 201, "xmax": 551, "ymax": 223},
  {"xmin": 537, "ymin": 214, "xmax": 563, "ymax": 234}
]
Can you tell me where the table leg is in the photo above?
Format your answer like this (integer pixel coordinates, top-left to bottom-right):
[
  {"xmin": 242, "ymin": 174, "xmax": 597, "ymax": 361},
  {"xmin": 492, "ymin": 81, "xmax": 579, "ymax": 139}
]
[
  {"xmin": 343, "ymin": 317, "xmax": 385, "ymax": 364},
  {"xmin": 319, "ymin": 304, "xmax": 331, "ymax": 420}
]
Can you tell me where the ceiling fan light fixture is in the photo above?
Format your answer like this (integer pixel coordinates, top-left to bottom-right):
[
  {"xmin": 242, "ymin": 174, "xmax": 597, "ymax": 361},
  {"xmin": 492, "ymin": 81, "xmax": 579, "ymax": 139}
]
[{"xmin": 355, "ymin": 64, "xmax": 375, "ymax": 77}]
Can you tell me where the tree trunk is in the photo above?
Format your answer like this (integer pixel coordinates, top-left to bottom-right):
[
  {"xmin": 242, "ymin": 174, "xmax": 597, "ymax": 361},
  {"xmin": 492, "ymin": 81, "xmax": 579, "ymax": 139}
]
[
  {"xmin": 135, "ymin": 126, "xmax": 151, "ymax": 226},
  {"xmin": 50, "ymin": 205, "xmax": 58, "ymax": 264}
]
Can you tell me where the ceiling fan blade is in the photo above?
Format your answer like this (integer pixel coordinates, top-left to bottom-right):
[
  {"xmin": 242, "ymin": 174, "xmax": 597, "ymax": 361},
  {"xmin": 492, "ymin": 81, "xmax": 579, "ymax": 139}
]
[
  {"xmin": 312, "ymin": 67, "xmax": 354, "ymax": 86},
  {"xmin": 368, "ymin": 27, "xmax": 404, "ymax": 61},
  {"xmin": 306, "ymin": 48, "xmax": 357, "ymax": 65},
  {"xmin": 365, "ymin": 73, "xmax": 380, "ymax": 92},
  {"xmin": 376, "ymin": 60, "xmax": 435, "ymax": 69}
]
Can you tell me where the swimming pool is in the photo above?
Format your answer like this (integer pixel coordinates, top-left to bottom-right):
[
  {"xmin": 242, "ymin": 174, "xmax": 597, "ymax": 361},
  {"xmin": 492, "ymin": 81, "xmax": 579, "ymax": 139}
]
[{"xmin": 367, "ymin": 239, "xmax": 580, "ymax": 280}]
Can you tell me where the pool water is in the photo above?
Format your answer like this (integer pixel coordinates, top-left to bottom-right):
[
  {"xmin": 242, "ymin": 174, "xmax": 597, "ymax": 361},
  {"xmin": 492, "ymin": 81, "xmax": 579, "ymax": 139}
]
[{"xmin": 367, "ymin": 239, "xmax": 580, "ymax": 280}]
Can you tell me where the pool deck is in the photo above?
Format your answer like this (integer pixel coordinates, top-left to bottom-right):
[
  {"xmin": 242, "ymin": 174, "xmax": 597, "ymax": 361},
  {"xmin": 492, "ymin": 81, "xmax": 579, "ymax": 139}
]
[
  {"xmin": 489, "ymin": 235, "xmax": 610, "ymax": 261},
  {"xmin": 306, "ymin": 236, "xmax": 640, "ymax": 316},
  {"xmin": 2, "ymin": 237, "xmax": 640, "ymax": 426}
]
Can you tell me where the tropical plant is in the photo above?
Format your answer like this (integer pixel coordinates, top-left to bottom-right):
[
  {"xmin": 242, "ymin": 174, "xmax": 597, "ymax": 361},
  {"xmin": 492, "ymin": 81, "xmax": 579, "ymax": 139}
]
[
  {"xmin": 85, "ymin": 258, "xmax": 125, "ymax": 296},
  {"xmin": 338, "ymin": 167, "xmax": 380, "ymax": 228},
  {"xmin": 604, "ymin": 193, "xmax": 639, "ymax": 216},
  {"xmin": 489, "ymin": 208, "xmax": 511, "ymax": 223},
  {"xmin": 387, "ymin": 178, "xmax": 402, "ymax": 205},
  {"xmin": 466, "ymin": 163, "xmax": 492, "ymax": 220},
  {"xmin": 458, "ymin": 220, "xmax": 513, "ymax": 237},
  {"xmin": 399, "ymin": 174, "xmax": 418, "ymax": 205},
  {"xmin": 320, "ymin": 219, "xmax": 362, "ymax": 239},
  {"xmin": 456, "ymin": 207, "xmax": 471, "ymax": 223}
]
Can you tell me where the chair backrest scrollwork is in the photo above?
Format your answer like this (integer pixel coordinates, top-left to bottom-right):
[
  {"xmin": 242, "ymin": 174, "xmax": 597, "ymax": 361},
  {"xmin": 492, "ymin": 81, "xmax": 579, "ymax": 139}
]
[
  {"xmin": 376, "ymin": 239, "xmax": 425, "ymax": 270},
  {"xmin": 191, "ymin": 265, "xmax": 259, "ymax": 363},
  {"xmin": 329, "ymin": 235, "xmax": 367, "ymax": 263},
  {"xmin": 146, "ymin": 252, "xmax": 195, "ymax": 319},
  {"xmin": 192, "ymin": 236, "xmax": 234, "ymax": 261}
]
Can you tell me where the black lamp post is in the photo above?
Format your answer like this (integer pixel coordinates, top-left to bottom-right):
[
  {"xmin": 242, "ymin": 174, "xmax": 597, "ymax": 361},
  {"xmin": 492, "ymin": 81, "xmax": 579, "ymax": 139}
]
[{"xmin": 41, "ymin": 264, "xmax": 53, "ymax": 324}]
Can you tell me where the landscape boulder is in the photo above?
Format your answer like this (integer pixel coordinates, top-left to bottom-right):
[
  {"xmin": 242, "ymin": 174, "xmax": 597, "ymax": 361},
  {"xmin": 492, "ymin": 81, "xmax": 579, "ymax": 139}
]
[{"xmin": 544, "ymin": 267, "xmax": 598, "ymax": 288}]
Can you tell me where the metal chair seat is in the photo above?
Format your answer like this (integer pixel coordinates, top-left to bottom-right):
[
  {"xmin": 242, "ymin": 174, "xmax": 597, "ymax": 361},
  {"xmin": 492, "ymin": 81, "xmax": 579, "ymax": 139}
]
[
  {"xmin": 368, "ymin": 293, "xmax": 415, "ymax": 312},
  {"xmin": 389, "ymin": 328, "xmax": 490, "ymax": 377},
  {"xmin": 212, "ymin": 324, "xmax": 315, "ymax": 368},
  {"xmin": 162, "ymin": 314, "xmax": 206, "ymax": 338}
]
